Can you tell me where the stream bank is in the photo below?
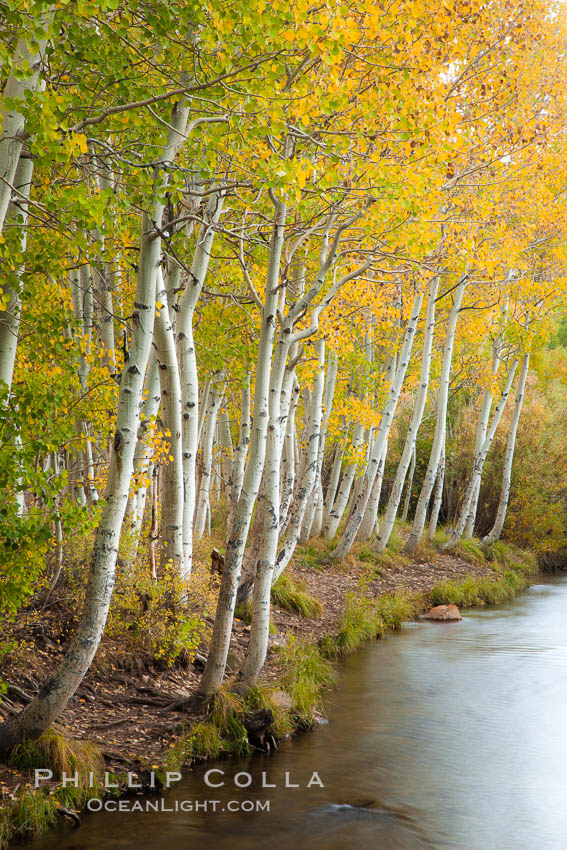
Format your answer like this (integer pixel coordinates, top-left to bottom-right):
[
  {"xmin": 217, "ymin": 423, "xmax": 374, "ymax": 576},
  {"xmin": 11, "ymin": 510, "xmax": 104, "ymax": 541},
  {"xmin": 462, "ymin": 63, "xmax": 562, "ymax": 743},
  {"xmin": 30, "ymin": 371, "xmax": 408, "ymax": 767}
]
[{"xmin": 0, "ymin": 535, "xmax": 541, "ymax": 847}]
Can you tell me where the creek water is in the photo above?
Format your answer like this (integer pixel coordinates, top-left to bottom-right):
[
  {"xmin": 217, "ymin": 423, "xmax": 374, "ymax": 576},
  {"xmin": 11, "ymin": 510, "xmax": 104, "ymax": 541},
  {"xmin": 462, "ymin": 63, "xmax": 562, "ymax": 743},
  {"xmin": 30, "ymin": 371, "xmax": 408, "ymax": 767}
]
[{"xmin": 33, "ymin": 576, "xmax": 567, "ymax": 850}]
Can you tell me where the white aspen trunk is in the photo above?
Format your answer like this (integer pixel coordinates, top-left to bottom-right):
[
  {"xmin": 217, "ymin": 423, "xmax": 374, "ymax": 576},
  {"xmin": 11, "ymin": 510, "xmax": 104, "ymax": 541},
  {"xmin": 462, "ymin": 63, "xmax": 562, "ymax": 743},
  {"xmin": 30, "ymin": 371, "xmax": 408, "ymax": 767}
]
[
  {"xmin": 347, "ymin": 426, "xmax": 373, "ymax": 529},
  {"xmin": 154, "ymin": 267, "xmax": 184, "ymax": 571},
  {"xmin": 126, "ymin": 347, "xmax": 160, "ymax": 542},
  {"xmin": 0, "ymin": 96, "xmax": 189, "ymax": 753},
  {"xmin": 197, "ymin": 378, "xmax": 211, "ymax": 447},
  {"xmin": 463, "ymin": 350, "xmax": 502, "ymax": 538},
  {"xmin": 229, "ymin": 210, "xmax": 373, "ymax": 620},
  {"xmin": 272, "ymin": 340, "xmax": 325, "ymax": 582},
  {"xmin": 333, "ymin": 289, "xmax": 425, "ymax": 560},
  {"xmin": 358, "ymin": 436, "xmax": 388, "ymax": 541},
  {"xmin": 279, "ymin": 377, "xmax": 300, "ymax": 529},
  {"xmin": 322, "ymin": 422, "xmax": 364, "ymax": 539},
  {"xmin": 92, "ymin": 158, "xmax": 117, "ymax": 371},
  {"xmin": 0, "ymin": 156, "xmax": 33, "ymax": 391},
  {"xmin": 404, "ymin": 275, "xmax": 467, "ymax": 554},
  {"xmin": 80, "ymin": 266, "xmax": 99, "ymax": 501},
  {"xmin": 401, "ymin": 444, "xmax": 416, "ymax": 523},
  {"xmin": 483, "ymin": 353, "xmax": 529, "ymax": 545},
  {"xmin": 176, "ymin": 194, "xmax": 225, "ymax": 576},
  {"xmin": 299, "ymin": 490, "xmax": 316, "ymax": 544},
  {"xmin": 376, "ymin": 275, "xmax": 439, "ymax": 551},
  {"xmin": 237, "ymin": 333, "xmax": 298, "ymax": 604},
  {"xmin": 427, "ymin": 435, "xmax": 445, "ymax": 540},
  {"xmin": 194, "ymin": 374, "xmax": 225, "ymax": 539},
  {"xmin": 445, "ymin": 358, "xmax": 519, "ymax": 547},
  {"xmin": 0, "ymin": 156, "xmax": 33, "ymax": 518},
  {"xmin": 228, "ymin": 372, "xmax": 250, "ymax": 536},
  {"xmin": 310, "ymin": 480, "xmax": 324, "ymax": 538},
  {"xmin": 302, "ymin": 352, "xmax": 337, "ymax": 542},
  {"xmin": 239, "ymin": 332, "xmax": 293, "ymax": 687},
  {"xmin": 0, "ymin": 31, "xmax": 49, "ymax": 237},
  {"xmin": 217, "ymin": 406, "xmax": 233, "ymax": 497},
  {"xmin": 323, "ymin": 439, "xmax": 345, "ymax": 527},
  {"xmin": 198, "ymin": 197, "xmax": 286, "ymax": 697}
]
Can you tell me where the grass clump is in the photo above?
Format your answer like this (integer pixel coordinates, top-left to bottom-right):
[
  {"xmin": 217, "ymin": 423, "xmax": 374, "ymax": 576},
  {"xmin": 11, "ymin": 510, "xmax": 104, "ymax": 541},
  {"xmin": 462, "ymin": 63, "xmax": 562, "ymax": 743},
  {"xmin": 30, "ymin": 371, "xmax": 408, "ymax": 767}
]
[
  {"xmin": 293, "ymin": 539, "xmax": 334, "ymax": 569},
  {"xmin": 429, "ymin": 566, "xmax": 530, "ymax": 609},
  {"xmin": 1, "ymin": 729, "xmax": 106, "ymax": 847},
  {"xmin": 484, "ymin": 541, "xmax": 538, "ymax": 575},
  {"xmin": 209, "ymin": 688, "xmax": 250, "ymax": 757},
  {"xmin": 320, "ymin": 592, "xmax": 413, "ymax": 659},
  {"xmin": 454, "ymin": 538, "xmax": 486, "ymax": 565},
  {"xmin": 10, "ymin": 728, "xmax": 104, "ymax": 808},
  {"xmin": 245, "ymin": 685, "xmax": 294, "ymax": 740},
  {"xmin": 0, "ymin": 790, "xmax": 59, "ymax": 849},
  {"xmin": 164, "ymin": 721, "xmax": 222, "ymax": 771},
  {"xmin": 386, "ymin": 519, "xmax": 410, "ymax": 553},
  {"xmin": 376, "ymin": 593, "xmax": 416, "ymax": 630},
  {"xmin": 271, "ymin": 574, "xmax": 322, "ymax": 618},
  {"xmin": 322, "ymin": 593, "xmax": 385, "ymax": 658},
  {"xmin": 278, "ymin": 637, "xmax": 336, "ymax": 726}
]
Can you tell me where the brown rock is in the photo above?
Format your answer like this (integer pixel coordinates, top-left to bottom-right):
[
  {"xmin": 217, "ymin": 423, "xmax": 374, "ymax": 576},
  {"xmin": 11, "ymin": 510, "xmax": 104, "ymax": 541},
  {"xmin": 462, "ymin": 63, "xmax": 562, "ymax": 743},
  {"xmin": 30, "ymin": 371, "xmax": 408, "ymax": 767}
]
[{"xmin": 424, "ymin": 604, "xmax": 462, "ymax": 622}]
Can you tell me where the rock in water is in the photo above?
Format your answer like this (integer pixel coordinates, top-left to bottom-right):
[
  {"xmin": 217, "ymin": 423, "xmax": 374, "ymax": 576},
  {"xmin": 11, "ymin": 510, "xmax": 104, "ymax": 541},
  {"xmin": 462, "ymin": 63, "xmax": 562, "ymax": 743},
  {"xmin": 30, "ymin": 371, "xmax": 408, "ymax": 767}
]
[{"xmin": 424, "ymin": 604, "xmax": 462, "ymax": 622}]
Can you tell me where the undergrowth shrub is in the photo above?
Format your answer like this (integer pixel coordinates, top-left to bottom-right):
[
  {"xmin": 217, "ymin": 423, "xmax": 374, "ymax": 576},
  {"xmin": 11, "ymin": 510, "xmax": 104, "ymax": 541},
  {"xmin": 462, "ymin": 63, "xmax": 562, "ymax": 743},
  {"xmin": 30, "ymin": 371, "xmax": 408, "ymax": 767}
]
[{"xmin": 106, "ymin": 560, "xmax": 217, "ymax": 666}]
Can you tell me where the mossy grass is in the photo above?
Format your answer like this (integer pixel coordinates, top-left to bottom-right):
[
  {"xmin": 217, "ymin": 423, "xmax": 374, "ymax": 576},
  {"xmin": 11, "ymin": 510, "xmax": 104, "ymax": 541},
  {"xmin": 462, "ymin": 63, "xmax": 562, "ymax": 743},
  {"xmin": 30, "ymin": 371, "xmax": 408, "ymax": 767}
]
[
  {"xmin": 0, "ymin": 790, "xmax": 59, "ymax": 849},
  {"xmin": 9, "ymin": 728, "xmax": 103, "ymax": 780},
  {"xmin": 428, "ymin": 565, "xmax": 530, "ymax": 608},
  {"xmin": 164, "ymin": 721, "xmax": 223, "ymax": 772},
  {"xmin": 320, "ymin": 592, "xmax": 385, "ymax": 658},
  {"xmin": 484, "ymin": 541, "xmax": 538, "ymax": 575},
  {"xmin": 277, "ymin": 637, "xmax": 336, "ymax": 726},
  {"xmin": 271, "ymin": 574, "xmax": 322, "ymax": 618},
  {"xmin": 1, "ymin": 729, "xmax": 106, "ymax": 848},
  {"xmin": 292, "ymin": 537, "xmax": 337, "ymax": 570},
  {"xmin": 209, "ymin": 688, "xmax": 250, "ymax": 757},
  {"xmin": 387, "ymin": 519, "xmax": 411, "ymax": 553},
  {"xmin": 432, "ymin": 527, "xmax": 449, "ymax": 547},
  {"xmin": 319, "ymin": 591, "xmax": 414, "ymax": 659},
  {"xmin": 454, "ymin": 537, "xmax": 486, "ymax": 565},
  {"xmin": 165, "ymin": 688, "xmax": 252, "ymax": 771},
  {"xmin": 244, "ymin": 685, "xmax": 294, "ymax": 739}
]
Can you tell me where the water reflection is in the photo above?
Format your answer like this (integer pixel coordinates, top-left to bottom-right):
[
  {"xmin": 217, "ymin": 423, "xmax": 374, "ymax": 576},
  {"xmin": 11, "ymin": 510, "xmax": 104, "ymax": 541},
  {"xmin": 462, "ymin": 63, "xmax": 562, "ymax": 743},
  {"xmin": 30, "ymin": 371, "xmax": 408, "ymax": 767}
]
[{"xmin": 33, "ymin": 578, "xmax": 567, "ymax": 850}]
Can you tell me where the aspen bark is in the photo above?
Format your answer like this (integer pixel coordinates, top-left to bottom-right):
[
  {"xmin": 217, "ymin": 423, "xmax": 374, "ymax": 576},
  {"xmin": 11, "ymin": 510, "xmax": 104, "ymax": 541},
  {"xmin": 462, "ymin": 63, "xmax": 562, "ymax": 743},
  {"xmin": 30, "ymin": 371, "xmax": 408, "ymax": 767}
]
[
  {"xmin": 401, "ymin": 445, "xmax": 416, "ymax": 523},
  {"xmin": 154, "ymin": 267, "xmax": 184, "ymax": 571},
  {"xmin": 427, "ymin": 436, "xmax": 445, "ymax": 540},
  {"xmin": 198, "ymin": 197, "xmax": 287, "ymax": 697},
  {"xmin": 176, "ymin": 193, "xmax": 225, "ymax": 576},
  {"xmin": 228, "ymin": 372, "xmax": 251, "ymax": 536},
  {"xmin": 358, "ymin": 436, "xmax": 388, "ymax": 541},
  {"xmin": 333, "ymin": 289, "xmax": 425, "ymax": 560},
  {"xmin": 445, "ymin": 358, "xmax": 519, "ymax": 547},
  {"xmin": 483, "ymin": 353, "xmax": 529, "ymax": 545},
  {"xmin": 194, "ymin": 374, "xmax": 225, "ymax": 538},
  {"xmin": 126, "ymin": 348, "xmax": 161, "ymax": 544},
  {"xmin": 463, "ymin": 344, "xmax": 503, "ymax": 538},
  {"xmin": 376, "ymin": 275, "xmax": 439, "ymax": 551},
  {"xmin": 0, "ymin": 32, "xmax": 49, "ymax": 236},
  {"xmin": 404, "ymin": 275, "xmax": 467, "ymax": 553},
  {"xmin": 0, "ymin": 156, "xmax": 33, "ymax": 392},
  {"xmin": 272, "ymin": 340, "xmax": 326, "ymax": 583},
  {"xmin": 239, "ymin": 331, "xmax": 299, "ymax": 686},
  {"xmin": 322, "ymin": 422, "xmax": 365, "ymax": 539}
]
